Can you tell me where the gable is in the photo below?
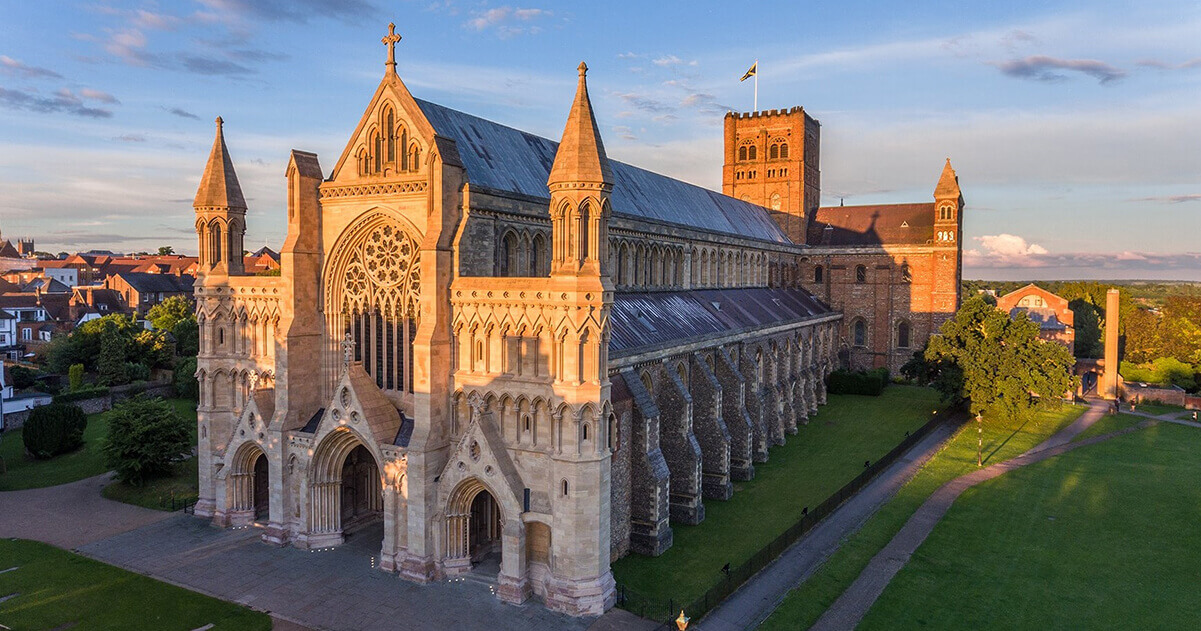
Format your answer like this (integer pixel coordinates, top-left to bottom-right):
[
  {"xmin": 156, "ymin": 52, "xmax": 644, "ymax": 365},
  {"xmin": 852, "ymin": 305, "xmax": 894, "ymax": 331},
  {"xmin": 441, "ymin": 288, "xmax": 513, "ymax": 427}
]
[{"xmin": 328, "ymin": 75, "xmax": 438, "ymax": 184}]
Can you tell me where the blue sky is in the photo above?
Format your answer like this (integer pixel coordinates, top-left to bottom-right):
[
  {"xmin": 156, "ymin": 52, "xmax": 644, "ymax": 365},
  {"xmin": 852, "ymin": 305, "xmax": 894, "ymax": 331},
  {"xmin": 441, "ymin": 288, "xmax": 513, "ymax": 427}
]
[{"xmin": 1, "ymin": 0, "xmax": 1198, "ymax": 280}]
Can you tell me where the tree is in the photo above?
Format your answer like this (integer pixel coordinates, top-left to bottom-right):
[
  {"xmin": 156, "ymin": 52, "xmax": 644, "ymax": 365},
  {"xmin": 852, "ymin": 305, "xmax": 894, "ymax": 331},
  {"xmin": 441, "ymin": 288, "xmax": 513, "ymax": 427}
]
[
  {"xmin": 68, "ymin": 363, "xmax": 85, "ymax": 391},
  {"xmin": 926, "ymin": 295, "xmax": 1078, "ymax": 465},
  {"xmin": 104, "ymin": 397, "xmax": 191, "ymax": 485},
  {"xmin": 9, "ymin": 365, "xmax": 37, "ymax": 390},
  {"xmin": 1069, "ymin": 299, "xmax": 1102, "ymax": 359},
  {"xmin": 172, "ymin": 318, "xmax": 199, "ymax": 357},
  {"xmin": 157, "ymin": 246, "xmax": 175, "ymax": 256},
  {"xmin": 175, "ymin": 356, "xmax": 198, "ymax": 400},
  {"xmin": 146, "ymin": 295, "xmax": 193, "ymax": 332},
  {"xmin": 22, "ymin": 403, "xmax": 88, "ymax": 459},
  {"xmin": 97, "ymin": 333, "xmax": 129, "ymax": 386}
]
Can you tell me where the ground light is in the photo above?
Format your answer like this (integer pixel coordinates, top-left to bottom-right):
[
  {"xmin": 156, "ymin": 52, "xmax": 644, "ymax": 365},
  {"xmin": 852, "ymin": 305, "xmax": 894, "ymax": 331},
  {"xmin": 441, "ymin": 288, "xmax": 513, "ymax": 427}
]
[{"xmin": 676, "ymin": 610, "xmax": 690, "ymax": 630}]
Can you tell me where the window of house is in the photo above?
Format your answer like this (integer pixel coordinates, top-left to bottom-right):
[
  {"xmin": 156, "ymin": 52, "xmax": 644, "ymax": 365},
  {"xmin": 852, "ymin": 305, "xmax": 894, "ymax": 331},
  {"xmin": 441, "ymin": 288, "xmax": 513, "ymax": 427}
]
[
  {"xmin": 855, "ymin": 265, "xmax": 867, "ymax": 283},
  {"xmin": 853, "ymin": 320, "xmax": 866, "ymax": 347},
  {"xmin": 770, "ymin": 144, "xmax": 779, "ymax": 159},
  {"xmin": 897, "ymin": 321, "xmax": 911, "ymax": 349},
  {"xmin": 22, "ymin": 328, "xmax": 32, "ymax": 341},
  {"xmin": 780, "ymin": 143, "xmax": 789, "ymax": 159},
  {"xmin": 747, "ymin": 145, "xmax": 757, "ymax": 160},
  {"xmin": 738, "ymin": 146, "xmax": 747, "ymax": 161},
  {"xmin": 814, "ymin": 265, "xmax": 824, "ymax": 284}
]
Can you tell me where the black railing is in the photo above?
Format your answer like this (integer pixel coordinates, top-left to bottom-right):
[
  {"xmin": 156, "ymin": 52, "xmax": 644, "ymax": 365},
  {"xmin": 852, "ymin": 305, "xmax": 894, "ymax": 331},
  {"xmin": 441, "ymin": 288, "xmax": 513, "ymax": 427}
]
[
  {"xmin": 615, "ymin": 411, "xmax": 957, "ymax": 626},
  {"xmin": 160, "ymin": 492, "xmax": 199, "ymax": 513}
]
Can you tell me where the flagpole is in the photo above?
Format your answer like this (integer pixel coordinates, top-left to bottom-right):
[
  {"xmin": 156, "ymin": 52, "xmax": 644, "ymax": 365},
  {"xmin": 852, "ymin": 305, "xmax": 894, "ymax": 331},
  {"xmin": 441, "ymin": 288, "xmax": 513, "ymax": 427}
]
[{"xmin": 753, "ymin": 58, "xmax": 759, "ymax": 111}]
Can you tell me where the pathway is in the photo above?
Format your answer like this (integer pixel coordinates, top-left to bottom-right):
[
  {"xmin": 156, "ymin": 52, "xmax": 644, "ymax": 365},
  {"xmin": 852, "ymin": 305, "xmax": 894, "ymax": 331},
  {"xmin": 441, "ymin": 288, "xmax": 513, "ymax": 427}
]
[
  {"xmin": 79, "ymin": 517, "xmax": 594, "ymax": 631},
  {"xmin": 809, "ymin": 400, "xmax": 1150, "ymax": 631},
  {"xmin": 698, "ymin": 419, "xmax": 962, "ymax": 631},
  {"xmin": 0, "ymin": 472, "xmax": 172, "ymax": 548}
]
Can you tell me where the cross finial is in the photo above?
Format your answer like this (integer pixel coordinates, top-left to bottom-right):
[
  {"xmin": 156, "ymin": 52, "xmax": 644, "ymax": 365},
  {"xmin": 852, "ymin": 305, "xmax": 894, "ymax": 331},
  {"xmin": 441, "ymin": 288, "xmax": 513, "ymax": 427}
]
[
  {"xmin": 382, "ymin": 22, "xmax": 401, "ymax": 72},
  {"xmin": 342, "ymin": 332, "xmax": 354, "ymax": 368}
]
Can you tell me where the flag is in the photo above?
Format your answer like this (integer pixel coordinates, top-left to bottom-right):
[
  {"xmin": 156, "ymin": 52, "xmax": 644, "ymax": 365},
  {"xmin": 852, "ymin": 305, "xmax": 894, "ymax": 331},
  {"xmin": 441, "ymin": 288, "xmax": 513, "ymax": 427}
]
[{"xmin": 740, "ymin": 62, "xmax": 757, "ymax": 82}]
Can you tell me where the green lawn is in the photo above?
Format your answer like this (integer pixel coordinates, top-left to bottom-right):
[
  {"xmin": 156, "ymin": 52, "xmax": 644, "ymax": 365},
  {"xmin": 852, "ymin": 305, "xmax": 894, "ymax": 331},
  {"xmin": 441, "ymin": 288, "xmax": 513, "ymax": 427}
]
[
  {"xmin": 762, "ymin": 402, "xmax": 1084, "ymax": 630},
  {"xmin": 0, "ymin": 398, "xmax": 197, "ymax": 492},
  {"xmin": 858, "ymin": 421, "xmax": 1201, "ymax": 630},
  {"xmin": 0, "ymin": 538, "xmax": 270, "ymax": 630},
  {"xmin": 1130, "ymin": 401, "xmax": 1188, "ymax": 417},
  {"xmin": 102, "ymin": 456, "xmax": 199, "ymax": 510},
  {"xmin": 613, "ymin": 385, "xmax": 945, "ymax": 608}
]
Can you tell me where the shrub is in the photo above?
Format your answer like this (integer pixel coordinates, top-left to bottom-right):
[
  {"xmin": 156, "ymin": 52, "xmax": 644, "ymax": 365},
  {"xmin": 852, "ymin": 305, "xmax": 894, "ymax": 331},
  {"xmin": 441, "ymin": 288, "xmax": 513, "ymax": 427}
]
[
  {"xmin": 53, "ymin": 386, "xmax": 110, "ymax": 404},
  {"xmin": 9, "ymin": 365, "xmax": 37, "ymax": 390},
  {"xmin": 104, "ymin": 396, "xmax": 191, "ymax": 485},
  {"xmin": 98, "ymin": 333, "xmax": 128, "ymax": 386},
  {"xmin": 175, "ymin": 356, "xmax": 198, "ymax": 400},
  {"xmin": 827, "ymin": 367, "xmax": 891, "ymax": 396},
  {"xmin": 125, "ymin": 362, "xmax": 152, "ymax": 383},
  {"xmin": 68, "ymin": 363, "xmax": 85, "ymax": 391},
  {"xmin": 172, "ymin": 319, "xmax": 199, "ymax": 357},
  {"xmin": 21, "ymin": 403, "xmax": 88, "ymax": 459}
]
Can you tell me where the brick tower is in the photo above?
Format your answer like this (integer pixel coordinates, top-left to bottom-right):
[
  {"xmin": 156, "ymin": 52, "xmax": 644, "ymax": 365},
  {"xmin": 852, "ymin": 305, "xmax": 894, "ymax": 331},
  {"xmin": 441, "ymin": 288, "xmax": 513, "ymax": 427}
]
[{"xmin": 721, "ymin": 107, "xmax": 821, "ymax": 244}]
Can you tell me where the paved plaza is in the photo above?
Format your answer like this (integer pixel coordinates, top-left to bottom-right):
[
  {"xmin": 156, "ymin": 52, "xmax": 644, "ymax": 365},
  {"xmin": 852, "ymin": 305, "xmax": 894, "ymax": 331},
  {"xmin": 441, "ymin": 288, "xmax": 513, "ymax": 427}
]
[{"xmin": 78, "ymin": 516, "xmax": 596, "ymax": 631}]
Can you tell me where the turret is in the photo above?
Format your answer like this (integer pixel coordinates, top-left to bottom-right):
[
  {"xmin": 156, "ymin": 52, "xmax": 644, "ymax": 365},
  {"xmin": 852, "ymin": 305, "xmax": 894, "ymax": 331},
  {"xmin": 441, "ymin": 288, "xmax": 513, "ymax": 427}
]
[
  {"xmin": 933, "ymin": 158, "xmax": 963, "ymax": 245},
  {"xmin": 194, "ymin": 117, "xmax": 247, "ymax": 275},
  {"xmin": 547, "ymin": 62, "xmax": 612, "ymax": 277}
]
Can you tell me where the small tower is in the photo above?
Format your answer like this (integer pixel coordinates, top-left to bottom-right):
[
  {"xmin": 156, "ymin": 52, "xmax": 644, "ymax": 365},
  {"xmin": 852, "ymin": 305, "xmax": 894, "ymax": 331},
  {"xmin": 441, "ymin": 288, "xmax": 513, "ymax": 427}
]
[
  {"xmin": 194, "ymin": 117, "xmax": 247, "ymax": 275},
  {"xmin": 547, "ymin": 62, "xmax": 612, "ymax": 278},
  {"xmin": 933, "ymin": 158, "xmax": 963, "ymax": 245}
]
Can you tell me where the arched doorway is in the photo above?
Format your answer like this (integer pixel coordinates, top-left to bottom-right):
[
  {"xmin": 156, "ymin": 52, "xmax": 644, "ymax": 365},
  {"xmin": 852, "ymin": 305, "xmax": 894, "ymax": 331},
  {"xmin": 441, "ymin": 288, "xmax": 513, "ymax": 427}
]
[
  {"xmin": 308, "ymin": 428, "xmax": 384, "ymax": 548},
  {"xmin": 252, "ymin": 453, "xmax": 269, "ymax": 522},
  {"xmin": 444, "ymin": 478, "xmax": 505, "ymax": 576},
  {"xmin": 340, "ymin": 445, "xmax": 383, "ymax": 530}
]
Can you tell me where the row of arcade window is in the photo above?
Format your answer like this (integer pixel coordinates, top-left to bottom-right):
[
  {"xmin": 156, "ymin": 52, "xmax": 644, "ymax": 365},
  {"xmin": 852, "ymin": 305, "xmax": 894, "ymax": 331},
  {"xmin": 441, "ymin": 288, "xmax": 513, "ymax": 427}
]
[
  {"xmin": 737, "ymin": 142, "xmax": 790, "ymax": 161},
  {"xmin": 852, "ymin": 319, "xmax": 911, "ymax": 349},
  {"xmin": 811, "ymin": 264, "xmax": 911, "ymax": 284}
]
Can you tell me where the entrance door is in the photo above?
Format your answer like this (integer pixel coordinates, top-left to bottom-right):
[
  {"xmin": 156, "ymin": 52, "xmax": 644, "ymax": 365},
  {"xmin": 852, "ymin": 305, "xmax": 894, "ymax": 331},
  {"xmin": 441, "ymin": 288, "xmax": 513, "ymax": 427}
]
[
  {"xmin": 252, "ymin": 454, "xmax": 269, "ymax": 522},
  {"xmin": 469, "ymin": 490, "xmax": 502, "ymax": 563},
  {"xmin": 340, "ymin": 445, "xmax": 381, "ymax": 528}
]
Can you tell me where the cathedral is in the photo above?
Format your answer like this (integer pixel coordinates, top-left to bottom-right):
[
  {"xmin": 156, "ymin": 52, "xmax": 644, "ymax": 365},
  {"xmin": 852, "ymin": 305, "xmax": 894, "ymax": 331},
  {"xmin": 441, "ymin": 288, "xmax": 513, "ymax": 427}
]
[{"xmin": 191, "ymin": 26, "xmax": 963, "ymax": 616}]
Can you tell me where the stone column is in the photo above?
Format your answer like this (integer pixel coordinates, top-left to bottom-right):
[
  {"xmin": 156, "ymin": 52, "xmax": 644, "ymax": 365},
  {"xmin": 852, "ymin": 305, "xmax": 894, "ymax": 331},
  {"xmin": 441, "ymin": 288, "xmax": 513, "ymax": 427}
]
[
  {"xmin": 715, "ymin": 347, "xmax": 754, "ymax": 480},
  {"xmin": 1101, "ymin": 288, "xmax": 1121, "ymax": 400},
  {"xmin": 689, "ymin": 353, "xmax": 732, "ymax": 500},
  {"xmin": 655, "ymin": 362, "xmax": 705, "ymax": 525},
  {"xmin": 738, "ymin": 347, "xmax": 770, "ymax": 463}
]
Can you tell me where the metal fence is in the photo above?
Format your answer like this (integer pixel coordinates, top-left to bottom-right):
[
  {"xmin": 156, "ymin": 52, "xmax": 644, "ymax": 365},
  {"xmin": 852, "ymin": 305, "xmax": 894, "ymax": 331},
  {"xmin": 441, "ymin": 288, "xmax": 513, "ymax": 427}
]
[{"xmin": 616, "ymin": 412, "xmax": 954, "ymax": 626}]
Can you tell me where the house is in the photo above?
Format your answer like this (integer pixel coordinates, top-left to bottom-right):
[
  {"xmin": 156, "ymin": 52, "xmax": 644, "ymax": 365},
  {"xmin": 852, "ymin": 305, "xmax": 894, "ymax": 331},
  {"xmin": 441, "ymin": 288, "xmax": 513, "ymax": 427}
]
[
  {"xmin": 105, "ymin": 271, "xmax": 195, "ymax": 315},
  {"xmin": 996, "ymin": 284, "xmax": 1075, "ymax": 354}
]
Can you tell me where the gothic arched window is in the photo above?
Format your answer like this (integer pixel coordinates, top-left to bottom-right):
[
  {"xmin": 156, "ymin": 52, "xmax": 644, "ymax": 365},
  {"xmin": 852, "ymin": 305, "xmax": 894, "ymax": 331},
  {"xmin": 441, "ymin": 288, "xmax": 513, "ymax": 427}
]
[
  {"xmin": 747, "ymin": 145, "xmax": 757, "ymax": 160},
  {"xmin": 855, "ymin": 265, "xmax": 867, "ymax": 284},
  {"xmin": 897, "ymin": 321, "xmax": 911, "ymax": 349},
  {"xmin": 738, "ymin": 146, "xmax": 747, "ymax": 161},
  {"xmin": 770, "ymin": 144, "xmax": 779, "ymax": 159},
  {"xmin": 853, "ymin": 320, "xmax": 867, "ymax": 347},
  {"xmin": 385, "ymin": 109, "xmax": 396, "ymax": 164},
  {"xmin": 780, "ymin": 143, "xmax": 789, "ymax": 159},
  {"xmin": 532, "ymin": 233, "xmax": 546, "ymax": 276},
  {"xmin": 500, "ymin": 231, "xmax": 518, "ymax": 276},
  {"xmin": 814, "ymin": 265, "xmax": 824, "ymax": 284}
]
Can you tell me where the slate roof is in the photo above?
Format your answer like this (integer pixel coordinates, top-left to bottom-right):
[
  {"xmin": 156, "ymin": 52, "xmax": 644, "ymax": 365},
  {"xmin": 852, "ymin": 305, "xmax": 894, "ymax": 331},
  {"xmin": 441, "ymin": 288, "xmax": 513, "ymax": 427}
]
[
  {"xmin": 115, "ymin": 272, "xmax": 195, "ymax": 294},
  {"xmin": 415, "ymin": 99, "xmax": 791, "ymax": 244},
  {"xmin": 609, "ymin": 287, "xmax": 832, "ymax": 358},
  {"xmin": 809, "ymin": 203, "xmax": 935, "ymax": 246}
]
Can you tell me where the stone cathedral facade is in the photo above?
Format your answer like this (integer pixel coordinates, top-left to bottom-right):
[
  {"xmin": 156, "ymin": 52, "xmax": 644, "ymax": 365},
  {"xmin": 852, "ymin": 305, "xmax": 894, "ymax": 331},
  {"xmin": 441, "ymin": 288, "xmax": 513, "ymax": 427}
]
[{"xmin": 192, "ymin": 28, "xmax": 962, "ymax": 616}]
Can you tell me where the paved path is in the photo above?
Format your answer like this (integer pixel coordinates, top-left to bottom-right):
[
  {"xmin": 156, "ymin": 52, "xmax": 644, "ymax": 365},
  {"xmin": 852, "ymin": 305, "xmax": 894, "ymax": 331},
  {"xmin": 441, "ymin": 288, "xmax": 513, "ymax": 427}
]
[
  {"xmin": 0, "ymin": 472, "xmax": 172, "ymax": 548},
  {"xmin": 79, "ymin": 516, "xmax": 594, "ymax": 631},
  {"xmin": 810, "ymin": 400, "xmax": 1150, "ymax": 631},
  {"xmin": 698, "ymin": 419, "xmax": 962, "ymax": 631}
]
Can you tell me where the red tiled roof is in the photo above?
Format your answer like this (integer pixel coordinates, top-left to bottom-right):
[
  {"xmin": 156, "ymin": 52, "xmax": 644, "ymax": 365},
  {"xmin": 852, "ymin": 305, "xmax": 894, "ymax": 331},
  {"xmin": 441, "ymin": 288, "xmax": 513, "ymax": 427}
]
[{"xmin": 809, "ymin": 203, "xmax": 935, "ymax": 246}]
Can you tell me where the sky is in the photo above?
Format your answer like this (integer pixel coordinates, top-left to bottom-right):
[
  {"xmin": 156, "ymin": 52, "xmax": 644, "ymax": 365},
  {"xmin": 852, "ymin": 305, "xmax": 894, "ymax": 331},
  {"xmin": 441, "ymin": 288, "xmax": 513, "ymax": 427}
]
[{"xmin": 0, "ymin": 1, "xmax": 1198, "ymax": 281}]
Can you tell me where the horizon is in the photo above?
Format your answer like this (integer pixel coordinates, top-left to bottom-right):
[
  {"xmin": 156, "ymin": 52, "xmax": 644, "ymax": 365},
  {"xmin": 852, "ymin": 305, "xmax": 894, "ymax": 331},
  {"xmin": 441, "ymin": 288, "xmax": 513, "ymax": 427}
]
[{"xmin": 1, "ymin": 1, "xmax": 1198, "ymax": 280}]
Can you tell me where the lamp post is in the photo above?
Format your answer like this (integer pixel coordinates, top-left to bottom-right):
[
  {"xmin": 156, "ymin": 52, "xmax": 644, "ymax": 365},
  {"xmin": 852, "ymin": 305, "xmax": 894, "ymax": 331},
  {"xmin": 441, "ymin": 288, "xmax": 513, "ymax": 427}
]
[
  {"xmin": 676, "ymin": 610, "xmax": 690, "ymax": 630},
  {"xmin": 976, "ymin": 412, "xmax": 983, "ymax": 468}
]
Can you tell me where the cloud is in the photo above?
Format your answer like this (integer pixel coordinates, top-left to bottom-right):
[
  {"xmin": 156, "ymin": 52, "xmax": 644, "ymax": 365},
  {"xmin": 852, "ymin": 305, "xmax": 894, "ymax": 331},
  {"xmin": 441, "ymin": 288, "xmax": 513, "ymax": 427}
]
[
  {"xmin": 195, "ymin": 0, "xmax": 378, "ymax": 23},
  {"xmin": 0, "ymin": 56, "xmax": 63, "ymax": 80},
  {"xmin": 993, "ymin": 55, "xmax": 1126, "ymax": 84},
  {"xmin": 999, "ymin": 29, "xmax": 1038, "ymax": 51},
  {"xmin": 178, "ymin": 54, "xmax": 254, "ymax": 76},
  {"xmin": 165, "ymin": 106, "xmax": 201, "ymax": 120},
  {"xmin": 613, "ymin": 91, "xmax": 674, "ymax": 114},
  {"xmin": 466, "ymin": 6, "xmax": 551, "ymax": 37},
  {"xmin": 964, "ymin": 250, "xmax": 1201, "ymax": 281},
  {"xmin": 0, "ymin": 87, "xmax": 112, "ymax": 118},
  {"xmin": 652, "ymin": 55, "xmax": 696, "ymax": 67},
  {"xmin": 974, "ymin": 233, "xmax": 1049, "ymax": 264},
  {"xmin": 1128, "ymin": 194, "xmax": 1201, "ymax": 204},
  {"xmin": 114, "ymin": 134, "xmax": 147, "ymax": 142},
  {"xmin": 80, "ymin": 88, "xmax": 119, "ymax": 104},
  {"xmin": 1136, "ymin": 58, "xmax": 1201, "ymax": 70}
]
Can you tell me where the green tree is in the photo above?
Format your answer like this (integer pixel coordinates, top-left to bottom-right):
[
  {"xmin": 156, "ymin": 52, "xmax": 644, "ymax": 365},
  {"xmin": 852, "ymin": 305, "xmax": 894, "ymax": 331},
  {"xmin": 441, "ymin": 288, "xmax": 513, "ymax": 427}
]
[
  {"xmin": 97, "ymin": 333, "xmax": 129, "ymax": 386},
  {"xmin": 9, "ymin": 365, "xmax": 37, "ymax": 390},
  {"xmin": 22, "ymin": 403, "xmax": 88, "ymax": 459},
  {"xmin": 146, "ymin": 295, "xmax": 193, "ymax": 332},
  {"xmin": 103, "ymin": 397, "xmax": 191, "ymax": 485},
  {"xmin": 172, "ymin": 319, "xmax": 199, "ymax": 357},
  {"xmin": 926, "ymin": 295, "xmax": 1078, "ymax": 465},
  {"xmin": 174, "ymin": 356, "xmax": 198, "ymax": 400},
  {"xmin": 68, "ymin": 363, "xmax": 85, "ymax": 391},
  {"xmin": 1069, "ymin": 299, "xmax": 1102, "ymax": 359},
  {"xmin": 134, "ymin": 329, "xmax": 175, "ymax": 369},
  {"xmin": 157, "ymin": 245, "xmax": 175, "ymax": 256}
]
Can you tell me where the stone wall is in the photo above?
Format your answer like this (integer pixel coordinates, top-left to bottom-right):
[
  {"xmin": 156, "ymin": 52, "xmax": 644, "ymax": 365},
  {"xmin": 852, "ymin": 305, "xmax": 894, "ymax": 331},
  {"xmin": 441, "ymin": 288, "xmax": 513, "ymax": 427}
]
[{"xmin": 2, "ymin": 380, "xmax": 177, "ymax": 431}]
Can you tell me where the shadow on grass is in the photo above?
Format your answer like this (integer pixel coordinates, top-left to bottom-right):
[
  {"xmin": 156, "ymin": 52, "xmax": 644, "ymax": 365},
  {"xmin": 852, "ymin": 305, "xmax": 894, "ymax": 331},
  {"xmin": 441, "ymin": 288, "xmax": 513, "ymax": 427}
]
[{"xmin": 984, "ymin": 415, "xmax": 1032, "ymax": 466}]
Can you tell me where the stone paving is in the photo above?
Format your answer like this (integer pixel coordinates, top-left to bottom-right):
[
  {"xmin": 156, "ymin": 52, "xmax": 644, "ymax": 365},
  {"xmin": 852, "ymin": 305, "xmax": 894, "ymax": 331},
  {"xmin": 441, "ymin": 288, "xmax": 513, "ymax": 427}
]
[{"xmin": 78, "ymin": 516, "xmax": 595, "ymax": 631}]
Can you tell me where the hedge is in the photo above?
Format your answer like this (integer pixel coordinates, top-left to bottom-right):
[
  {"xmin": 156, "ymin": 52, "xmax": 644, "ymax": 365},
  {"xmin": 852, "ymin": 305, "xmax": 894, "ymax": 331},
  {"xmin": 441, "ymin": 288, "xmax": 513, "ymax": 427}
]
[
  {"xmin": 22, "ymin": 403, "xmax": 88, "ymax": 459},
  {"xmin": 827, "ymin": 368, "xmax": 891, "ymax": 396},
  {"xmin": 53, "ymin": 386, "xmax": 111, "ymax": 403}
]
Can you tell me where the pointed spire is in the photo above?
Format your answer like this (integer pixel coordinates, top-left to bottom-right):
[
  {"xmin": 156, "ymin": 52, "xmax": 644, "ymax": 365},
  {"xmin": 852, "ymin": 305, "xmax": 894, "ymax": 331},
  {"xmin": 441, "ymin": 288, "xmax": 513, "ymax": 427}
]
[
  {"xmin": 934, "ymin": 157, "xmax": 960, "ymax": 198},
  {"xmin": 548, "ymin": 62, "xmax": 612, "ymax": 187},
  {"xmin": 194, "ymin": 116, "xmax": 247, "ymax": 210}
]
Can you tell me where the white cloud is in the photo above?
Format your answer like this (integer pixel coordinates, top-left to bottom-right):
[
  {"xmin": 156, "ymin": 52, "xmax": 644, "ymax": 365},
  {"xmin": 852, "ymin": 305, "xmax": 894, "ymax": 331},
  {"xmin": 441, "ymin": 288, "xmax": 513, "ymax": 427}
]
[{"xmin": 466, "ymin": 6, "xmax": 551, "ymax": 37}]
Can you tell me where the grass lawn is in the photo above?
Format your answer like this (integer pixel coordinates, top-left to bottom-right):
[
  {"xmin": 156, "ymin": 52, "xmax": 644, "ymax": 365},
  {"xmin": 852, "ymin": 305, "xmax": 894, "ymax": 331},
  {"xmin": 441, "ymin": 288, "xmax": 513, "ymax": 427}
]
[
  {"xmin": 1130, "ymin": 401, "xmax": 1188, "ymax": 417},
  {"xmin": 102, "ymin": 456, "xmax": 199, "ymax": 510},
  {"xmin": 612, "ymin": 385, "xmax": 945, "ymax": 608},
  {"xmin": 1071, "ymin": 413, "xmax": 1146, "ymax": 442},
  {"xmin": 761, "ymin": 402, "xmax": 1084, "ymax": 630},
  {"xmin": 0, "ymin": 398, "xmax": 197, "ymax": 492},
  {"xmin": 0, "ymin": 538, "xmax": 269, "ymax": 630},
  {"xmin": 858, "ymin": 421, "xmax": 1201, "ymax": 630}
]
